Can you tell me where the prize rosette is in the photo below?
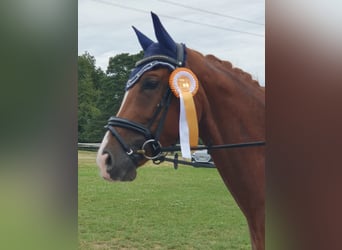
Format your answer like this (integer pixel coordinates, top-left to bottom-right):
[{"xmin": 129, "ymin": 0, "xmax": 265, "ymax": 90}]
[{"xmin": 169, "ymin": 68, "xmax": 199, "ymax": 159}]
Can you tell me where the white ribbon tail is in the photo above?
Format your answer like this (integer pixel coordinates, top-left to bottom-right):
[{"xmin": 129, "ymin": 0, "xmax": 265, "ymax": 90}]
[{"xmin": 179, "ymin": 92, "xmax": 191, "ymax": 159}]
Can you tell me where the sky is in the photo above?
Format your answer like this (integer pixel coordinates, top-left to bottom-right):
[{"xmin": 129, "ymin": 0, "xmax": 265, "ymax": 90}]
[{"xmin": 78, "ymin": 0, "xmax": 265, "ymax": 86}]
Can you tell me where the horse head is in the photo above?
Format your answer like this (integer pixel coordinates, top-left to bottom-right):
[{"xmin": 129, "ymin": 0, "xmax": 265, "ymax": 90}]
[{"xmin": 96, "ymin": 12, "xmax": 203, "ymax": 181}]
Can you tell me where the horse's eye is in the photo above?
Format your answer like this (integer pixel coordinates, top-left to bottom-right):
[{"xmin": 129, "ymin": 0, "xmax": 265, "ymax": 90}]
[{"xmin": 142, "ymin": 79, "xmax": 159, "ymax": 90}]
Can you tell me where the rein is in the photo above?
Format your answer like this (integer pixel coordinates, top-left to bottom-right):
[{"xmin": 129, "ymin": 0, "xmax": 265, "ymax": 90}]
[
  {"xmin": 105, "ymin": 43, "xmax": 265, "ymax": 168},
  {"xmin": 160, "ymin": 141, "xmax": 266, "ymax": 153},
  {"xmin": 137, "ymin": 140, "xmax": 266, "ymax": 168}
]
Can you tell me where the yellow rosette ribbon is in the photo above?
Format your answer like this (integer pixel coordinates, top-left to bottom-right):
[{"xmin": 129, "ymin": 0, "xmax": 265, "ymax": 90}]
[{"xmin": 169, "ymin": 68, "xmax": 199, "ymax": 159}]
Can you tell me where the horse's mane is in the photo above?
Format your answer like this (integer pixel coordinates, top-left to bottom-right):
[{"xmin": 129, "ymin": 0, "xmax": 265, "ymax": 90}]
[{"xmin": 204, "ymin": 54, "xmax": 261, "ymax": 88}]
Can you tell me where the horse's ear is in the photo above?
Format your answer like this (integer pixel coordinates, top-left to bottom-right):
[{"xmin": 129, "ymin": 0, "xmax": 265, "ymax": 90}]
[
  {"xmin": 132, "ymin": 26, "xmax": 154, "ymax": 51},
  {"xmin": 151, "ymin": 12, "xmax": 177, "ymax": 52}
]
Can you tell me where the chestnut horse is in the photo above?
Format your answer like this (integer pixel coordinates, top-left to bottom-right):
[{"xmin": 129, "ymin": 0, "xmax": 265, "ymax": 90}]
[{"xmin": 96, "ymin": 13, "xmax": 265, "ymax": 250}]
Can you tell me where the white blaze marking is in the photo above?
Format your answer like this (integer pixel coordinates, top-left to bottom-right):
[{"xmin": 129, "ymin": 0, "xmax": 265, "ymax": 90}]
[
  {"xmin": 97, "ymin": 131, "xmax": 109, "ymax": 154},
  {"xmin": 96, "ymin": 131, "xmax": 110, "ymax": 164},
  {"xmin": 117, "ymin": 91, "xmax": 130, "ymax": 116},
  {"xmin": 96, "ymin": 131, "xmax": 113, "ymax": 180},
  {"xmin": 97, "ymin": 90, "xmax": 130, "ymax": 160},
  {"xmin": 96, "ymin": 90, "xmax": 131, "ymax": 179}
]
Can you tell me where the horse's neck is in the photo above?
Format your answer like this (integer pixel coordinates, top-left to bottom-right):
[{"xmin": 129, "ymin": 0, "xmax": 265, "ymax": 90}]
[
  {"xmin": 186, "ymin": 52, "xmax": 265, "ymax": 250},
  {"xmin": 188, "ymin": 50, "xmax": 265, "ymax": 146}
]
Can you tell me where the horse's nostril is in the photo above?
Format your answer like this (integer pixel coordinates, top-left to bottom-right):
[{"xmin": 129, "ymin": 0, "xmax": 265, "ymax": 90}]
[
  {"xmin": 105, "ymin": 154, "xmax": 112, "ymax": 167},
  {"xmin": 103, "ymin": 150, "xmax": 114, "ymax": 171}
]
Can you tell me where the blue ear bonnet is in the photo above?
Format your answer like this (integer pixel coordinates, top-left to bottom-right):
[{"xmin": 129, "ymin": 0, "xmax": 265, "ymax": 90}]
[
  {"xmin": 144, "ymin": 43, "xmax": 175, "ymax": 59},
  {"xmin": 126, "ymin": 12, "xmax": 186, "ymax": 90}
]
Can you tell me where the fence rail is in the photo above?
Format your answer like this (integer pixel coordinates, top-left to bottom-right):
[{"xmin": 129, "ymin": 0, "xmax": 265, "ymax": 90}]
[{"xmin": 78, "ymin": 143, "xmax": 100, "ymax": 151}]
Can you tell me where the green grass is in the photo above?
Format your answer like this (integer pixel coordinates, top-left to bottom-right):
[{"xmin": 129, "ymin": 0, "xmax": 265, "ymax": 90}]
[{"xmin": 78, "ymin": 150, "xmax": 249, "ymax": 249}]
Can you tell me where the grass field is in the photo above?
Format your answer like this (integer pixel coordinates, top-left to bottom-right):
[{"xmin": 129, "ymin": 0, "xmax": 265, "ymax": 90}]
[{"xmin": 78, "ymin": 150, "xmax": 249, "ymax": 249}]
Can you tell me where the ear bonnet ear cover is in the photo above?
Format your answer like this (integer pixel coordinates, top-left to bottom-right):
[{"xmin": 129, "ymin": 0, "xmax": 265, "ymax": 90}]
[{"xmin": 126, "ymin": 12, "xmax": 186, "ymax": 90}]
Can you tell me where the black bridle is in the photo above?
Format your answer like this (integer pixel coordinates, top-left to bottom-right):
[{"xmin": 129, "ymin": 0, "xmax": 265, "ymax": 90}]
[
  {"xmin": 105, "ymin": 44, "xmax": 265, "ymax": 167},
  {"xmin": 105, "ymin": 88, "xmax": 173, "ymax": 164}
]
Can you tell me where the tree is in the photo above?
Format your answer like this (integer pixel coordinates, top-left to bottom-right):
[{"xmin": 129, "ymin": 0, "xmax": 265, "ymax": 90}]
[
  {"xmin": 96, "ymin": 51, "xmax": 143, "ymax": 125},
  {"xmin": 78, "ymin": 52, "xmax": 104, "ymax": 142},
  {"xmin": 78, "ymin": 51, "xmax": 143, "ymax": 142}
]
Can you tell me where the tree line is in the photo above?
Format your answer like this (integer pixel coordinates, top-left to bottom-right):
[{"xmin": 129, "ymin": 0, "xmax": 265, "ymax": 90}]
[{"xmin": 78, "ymin": 51, "xmax": 143, "ymax": 142}]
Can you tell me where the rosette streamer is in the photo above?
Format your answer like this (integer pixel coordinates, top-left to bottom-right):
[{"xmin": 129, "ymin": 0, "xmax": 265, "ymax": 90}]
[{"xmin": 169, "ymin": 68, "xmax": 199, "ymax": 158}]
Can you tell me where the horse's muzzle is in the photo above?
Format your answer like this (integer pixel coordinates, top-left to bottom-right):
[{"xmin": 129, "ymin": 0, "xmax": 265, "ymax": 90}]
[{"xmin": 96, "ymin": 150, "xmax": 137, "ymax": 182}]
